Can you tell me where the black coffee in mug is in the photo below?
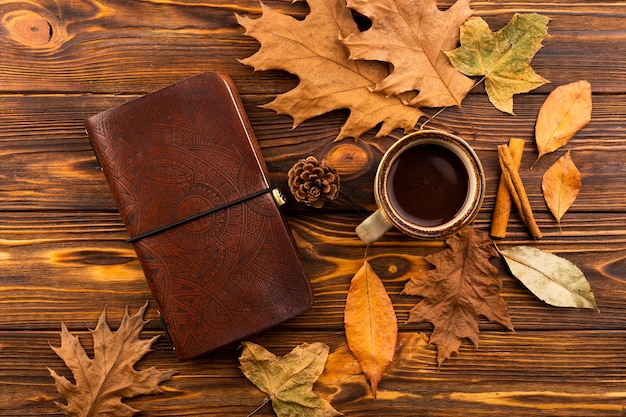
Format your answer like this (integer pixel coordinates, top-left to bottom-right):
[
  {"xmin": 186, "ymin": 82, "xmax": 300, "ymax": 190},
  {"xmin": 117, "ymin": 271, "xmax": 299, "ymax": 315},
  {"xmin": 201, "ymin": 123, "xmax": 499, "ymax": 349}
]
[
  {"xmin": 356, "ymin": 130, "xmax": 484, "ymax": 244},
  {"xmin": 386, "ymin": 143, "xmax": 470, "ymax": 227}
]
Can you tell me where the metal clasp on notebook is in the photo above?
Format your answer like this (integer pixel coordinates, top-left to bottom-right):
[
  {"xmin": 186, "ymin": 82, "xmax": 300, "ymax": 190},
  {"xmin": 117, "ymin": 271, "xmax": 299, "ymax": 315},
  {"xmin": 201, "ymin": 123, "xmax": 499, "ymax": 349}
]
[{"xmin": 272, "ymin": 188, "xmax": 286, "ymax": 207}]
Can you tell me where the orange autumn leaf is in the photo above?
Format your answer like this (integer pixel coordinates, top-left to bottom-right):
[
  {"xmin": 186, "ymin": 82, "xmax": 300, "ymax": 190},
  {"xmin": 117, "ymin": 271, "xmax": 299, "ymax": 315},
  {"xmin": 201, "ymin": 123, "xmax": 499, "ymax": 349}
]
[
  {"xmin": 236, "ymin": 0, "xmax": 424, "ymax": 141},
  {"xmin": 344, "ymin": 260, "xmax": 397, "ymax": 397},
  {"xmin": 542, "ymin": 150, "xmax": 582, "ymax": 228},
  {"xmin": 535, "ymin": 80, "xmax": 592, "ymax": 163},
  {"xmin": 402, "ymin": 227, "xmax": 513, "ymax": 366},
  {"xmin": 343, "ymin": 0, "xmax": 474, "ymax": 108}
]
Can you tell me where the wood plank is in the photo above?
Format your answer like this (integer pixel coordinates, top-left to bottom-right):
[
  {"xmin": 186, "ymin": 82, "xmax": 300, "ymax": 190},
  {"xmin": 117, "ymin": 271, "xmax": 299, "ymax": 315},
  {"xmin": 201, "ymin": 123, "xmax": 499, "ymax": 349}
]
[
  {"xmin": 1, "ymin": 211, "xmax": 625, "ymax": 331},
  {"xmin": 0, "ymin": 94, "xmax": 625, "ymax": 212},
  {"xmin": 0, "ymin": 1, "xmax": 625, "ymax": 94},
  {"xmin": 2, "ymin": 330, "xmax": 626, "ymax": 416}
]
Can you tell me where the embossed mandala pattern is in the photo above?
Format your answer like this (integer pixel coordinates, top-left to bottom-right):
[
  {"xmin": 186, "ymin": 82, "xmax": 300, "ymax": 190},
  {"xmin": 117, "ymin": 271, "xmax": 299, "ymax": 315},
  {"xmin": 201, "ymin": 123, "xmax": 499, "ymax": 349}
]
[{"xmin": 86, "ymin": 72, "xmax": 313, "ymax": 359}]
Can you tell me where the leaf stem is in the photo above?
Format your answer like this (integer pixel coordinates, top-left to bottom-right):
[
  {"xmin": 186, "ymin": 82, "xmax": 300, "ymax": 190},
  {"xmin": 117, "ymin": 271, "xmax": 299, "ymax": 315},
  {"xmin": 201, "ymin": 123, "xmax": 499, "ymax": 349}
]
[
  {"xmin": 472, "ymin": 75, "xmax": 487, "ymax": 91},
  {"xmin": 247, "ymin": 396, "xmax": 271, "ymax": 417}
]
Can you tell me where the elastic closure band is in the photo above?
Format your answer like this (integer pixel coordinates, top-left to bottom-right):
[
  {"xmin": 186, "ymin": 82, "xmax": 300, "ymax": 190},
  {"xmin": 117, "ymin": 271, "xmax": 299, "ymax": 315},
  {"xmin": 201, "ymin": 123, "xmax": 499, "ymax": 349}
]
[{"xmin": 127, "ymin": 187, "xmax": 273, "ymax": 243}]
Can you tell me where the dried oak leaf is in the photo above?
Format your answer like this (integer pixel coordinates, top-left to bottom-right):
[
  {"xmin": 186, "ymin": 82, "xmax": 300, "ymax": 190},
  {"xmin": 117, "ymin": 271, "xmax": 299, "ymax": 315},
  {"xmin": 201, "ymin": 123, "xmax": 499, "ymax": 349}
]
[
  {"xmin": 402, "ymin": 227, "xmax": 514, "ymax": 366},
  {"xmin": 236, "ymin": 0, "xmax": 424, "ymax": 141},
  {"xmin": 535, "ymin": 80, "xmax": 592, "ymax": 163},
  {"xmin": 239, "ymin": 341, "xmax": 341, "ymax": 417},
  {"xmin": 344, "ymin": 260, "xmax": 397, "ymax": 397},
  {"xmin": 542, "ymin": 150, "xmax": 582, "ymax": 228},
  {"xmin": 343, "ymin": 0, "xmax": 474, "ymax": 108},
  {"xmin": 48, "ymin": 302, "xmax": 175, "ymax": 417},
  {"xmin": 446, "ymin": 13, "xmax": 550, "ymax": 114}
]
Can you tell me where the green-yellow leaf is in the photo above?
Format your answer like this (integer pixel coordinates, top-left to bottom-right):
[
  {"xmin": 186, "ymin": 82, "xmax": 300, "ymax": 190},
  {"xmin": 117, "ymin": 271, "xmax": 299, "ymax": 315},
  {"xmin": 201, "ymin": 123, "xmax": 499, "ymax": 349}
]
[
  {"xmin": 239, "ymin": 341, "xmax": 341, "ymax": 417},
  {"xmin": 500, "ymin": 246, "xmax": 598, "ymax": 309},
  {"xmin": 446, "ymin": 13, "xmax": 550, "ymax": 114}
]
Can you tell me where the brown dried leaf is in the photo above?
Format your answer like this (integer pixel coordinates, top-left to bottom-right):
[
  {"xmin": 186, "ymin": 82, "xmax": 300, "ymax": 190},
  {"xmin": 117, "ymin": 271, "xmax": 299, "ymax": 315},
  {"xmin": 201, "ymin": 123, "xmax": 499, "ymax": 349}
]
[
  {"xmin": 402, "ymin": 227, "xmax": 513, "ymax": 366},
  {"xmin": 535, "ymin": 80, "xmax": 592, "ymax": 163},
  {"xmin": 48, "ymin": 303, "xmax": 175, "ymax": 417},
  {"xmin": 344, "ymin": 260, "xmax": 397, "ymax": 397},
  {"xmin": 343, "ymin": 0, "xmax": 474, "ymax": 108},
  {"xmin": 236, "ymin": 0, "xmax": 424, "ymax": 141},
  {"xmin": 542, "ymin": 150, "xmax": 582, "ymax": 228}
]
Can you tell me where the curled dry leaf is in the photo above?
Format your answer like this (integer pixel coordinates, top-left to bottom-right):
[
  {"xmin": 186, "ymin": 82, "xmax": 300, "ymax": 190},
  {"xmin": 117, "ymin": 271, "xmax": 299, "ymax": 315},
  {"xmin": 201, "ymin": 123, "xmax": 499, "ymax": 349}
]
[
  {"xmin": 500, "ymin": 246, "xmax": 597, "ymax": 309},
  {"xmin": 446, "ymin": 13, "xmax": 550, "ymax": 114},
  {"xmin": 542, "ymin": 151, "xmax": 582, "ymax": 228},
  {"xmin": 236, "ymin": 0, "xmax": 424, "ymax": 141},
  {"xmin": 535, "ymin": 80, "xmax": 592, "ymax": 163},
  {"xmin": 342, "ymin": 0, "xmax": 474, "ymax": 108},
  {"xmin": 239, "ymin": 341, "xmax": 341, "ymax": 417},
  {"xmin": 402, "ymin": 227, "xmax": 513, "ymax": 366},
  {"xmin": 344, "ymin": 260, "xmax": 397, "ymax": 397},
  {"xmin": 316, "ymin": 333, "xmax": 430, "ymax": 404},
  {"xmin": 48, "ymin": 302, "xmax": 176, "ymax": 417}
]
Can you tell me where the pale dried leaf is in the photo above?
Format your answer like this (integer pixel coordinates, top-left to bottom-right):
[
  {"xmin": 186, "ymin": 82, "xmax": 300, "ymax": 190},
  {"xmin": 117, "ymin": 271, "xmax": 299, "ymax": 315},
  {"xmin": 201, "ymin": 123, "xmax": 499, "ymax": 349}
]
[
  {"xmin": 48, "ymin": 302, "xmax": 175, "ymax": 417},
  {"xmin": 542, "ymin": 150, "xmax": 582, "ymax": 227},
  {"xmin": 343, "ymin": 0, "xmax": 474, "ymax": 107},
  {"xmin": 344, "ymin": 260, "xmax": 397, "ymax": 396},
  {"xmin": 500, "ymin": 246, "xmax": 597, "ymax": 309},
  {"xmin": 535, "ymin": 80, "xmax": 592, "ymax": 162},
  {"xmin": 236, "ymin": 0, "xmax": 424, "ymax": 141},
  {"xmin": 402, "ymin": 227, "xmax": 513, "ymax": 366},
  {"xmin": 239, "ymin": 341, "xmax": 341, "ymax": 417}
]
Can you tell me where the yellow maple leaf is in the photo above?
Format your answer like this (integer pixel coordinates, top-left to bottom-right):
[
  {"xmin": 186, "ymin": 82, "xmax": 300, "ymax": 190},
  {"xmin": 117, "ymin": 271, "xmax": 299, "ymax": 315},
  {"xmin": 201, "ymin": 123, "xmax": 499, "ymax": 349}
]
[
  {"xmin": 446, "ymin": 13, "xmax": 550, "ymax": 114},
  {"xmin": 239, "ymin": 341, "xmax": 341, "ymax": 417}
]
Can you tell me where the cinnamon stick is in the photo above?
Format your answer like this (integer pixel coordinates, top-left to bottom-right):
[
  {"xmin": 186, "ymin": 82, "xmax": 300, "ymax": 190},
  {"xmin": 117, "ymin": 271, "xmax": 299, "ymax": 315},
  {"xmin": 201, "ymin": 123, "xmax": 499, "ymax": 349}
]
[
  {"xmin": 497, "ymin": 144, "xmax": 542, "ymax": 239},
  {"xmin": 490, "ymin": 138, "xmax": 525, "ymax": 239}
]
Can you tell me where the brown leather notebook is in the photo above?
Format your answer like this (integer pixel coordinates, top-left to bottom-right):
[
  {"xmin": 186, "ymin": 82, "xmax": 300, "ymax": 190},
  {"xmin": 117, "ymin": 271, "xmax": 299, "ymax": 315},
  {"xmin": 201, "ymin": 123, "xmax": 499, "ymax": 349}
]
[{"xmin": 85, "ymin": 72, "xmax": 313, "ymax": 360}]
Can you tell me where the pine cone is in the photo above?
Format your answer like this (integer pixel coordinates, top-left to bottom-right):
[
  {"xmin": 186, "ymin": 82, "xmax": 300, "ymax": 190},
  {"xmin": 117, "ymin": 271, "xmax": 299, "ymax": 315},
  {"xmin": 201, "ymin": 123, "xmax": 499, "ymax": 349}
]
[{"xmin": 288, "ymin": 156, "xmax": 340, "ymax": 208}]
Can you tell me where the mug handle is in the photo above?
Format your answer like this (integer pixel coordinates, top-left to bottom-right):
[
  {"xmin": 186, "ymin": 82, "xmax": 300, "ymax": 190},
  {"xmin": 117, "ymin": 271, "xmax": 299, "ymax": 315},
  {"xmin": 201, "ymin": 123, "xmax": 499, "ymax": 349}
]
[{"xmin": 355, "ymin": 209, "xmax": 393, "ymax": 245}]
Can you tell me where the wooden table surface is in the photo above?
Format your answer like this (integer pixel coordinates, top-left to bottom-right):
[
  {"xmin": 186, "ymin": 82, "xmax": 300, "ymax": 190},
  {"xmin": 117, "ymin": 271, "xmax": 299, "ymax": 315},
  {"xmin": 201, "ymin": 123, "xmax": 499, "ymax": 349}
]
[{"xmin": 2, "ymin": 0, "xmax": 626, "ymax": 415}]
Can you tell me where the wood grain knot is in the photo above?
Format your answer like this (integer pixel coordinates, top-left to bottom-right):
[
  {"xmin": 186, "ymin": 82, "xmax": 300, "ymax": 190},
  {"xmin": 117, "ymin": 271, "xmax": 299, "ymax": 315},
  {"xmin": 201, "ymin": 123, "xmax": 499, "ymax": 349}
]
[
  {"xmin": 2, "ymin": 10, "xmax": 53, "ymax": 46},
  {"xmin": 324, "ymin": 143, "xmax": 370, "ymax": 178},
  {"xmin": 370, "ymin": 256, "xmax": 412, "ymax": 279}
]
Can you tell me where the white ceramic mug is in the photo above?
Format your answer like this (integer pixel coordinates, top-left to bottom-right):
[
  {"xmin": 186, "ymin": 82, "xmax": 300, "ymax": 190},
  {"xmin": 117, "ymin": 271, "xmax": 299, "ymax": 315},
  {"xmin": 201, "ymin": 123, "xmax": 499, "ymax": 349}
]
[{"xmin": 356, "ymin": 130, "xmax": 485, "ymax": 245}]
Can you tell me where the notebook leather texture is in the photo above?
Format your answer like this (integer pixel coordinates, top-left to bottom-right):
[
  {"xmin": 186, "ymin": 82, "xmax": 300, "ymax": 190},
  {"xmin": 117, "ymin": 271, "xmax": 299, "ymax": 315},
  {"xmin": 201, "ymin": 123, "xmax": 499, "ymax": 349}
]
[{"xmin": 85, "ymin": 72, "xmax": 312, "ymax": 360}]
